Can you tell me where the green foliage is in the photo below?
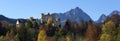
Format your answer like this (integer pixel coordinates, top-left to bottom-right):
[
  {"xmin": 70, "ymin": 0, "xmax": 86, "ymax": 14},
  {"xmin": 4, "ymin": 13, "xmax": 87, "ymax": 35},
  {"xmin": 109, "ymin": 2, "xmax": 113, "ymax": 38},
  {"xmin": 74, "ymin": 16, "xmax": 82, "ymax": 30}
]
[
  {"xmin": 54, "ymin": 28, "xmax": 64, "ymax": 41},
  {"xmin": 0, "ymin": 36, "xmax": 4, "ymax": 41},
  {"xmin": 99, "ymin": 21, "xmax": 116, "ymax": 41},
  {"xmin": 25, "ymin": 21, "xmax": 33, "ymax": 28},
  {"xmin": 116, "ymin": 24, "xmax": 120, "ymax": 41},
  {"xmin": 17, "ymin": 26, "xmax": 27, "ymax": 41},
  {"xmin": 99, "ymin": 34, "xmax": 111, "ymax": 41},
  {"xmin": 17, "ymin": 23, "xmax": 37, "ymax": 41},
  {"xmin": 1, "ymin": 14, "xmax": 120, "ymax": 41}
]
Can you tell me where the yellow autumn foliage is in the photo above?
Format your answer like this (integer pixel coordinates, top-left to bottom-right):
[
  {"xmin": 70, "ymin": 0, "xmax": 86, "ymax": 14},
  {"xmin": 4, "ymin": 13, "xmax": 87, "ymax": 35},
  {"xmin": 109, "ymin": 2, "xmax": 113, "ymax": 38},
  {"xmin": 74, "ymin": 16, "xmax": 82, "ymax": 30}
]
[
  {"xmin": 37, "ymin": 29, "xmax": 46, "ymax": 41},
  {"xmin": 66, "ymin": 35, "xmax": 72, "ymax": 41}
]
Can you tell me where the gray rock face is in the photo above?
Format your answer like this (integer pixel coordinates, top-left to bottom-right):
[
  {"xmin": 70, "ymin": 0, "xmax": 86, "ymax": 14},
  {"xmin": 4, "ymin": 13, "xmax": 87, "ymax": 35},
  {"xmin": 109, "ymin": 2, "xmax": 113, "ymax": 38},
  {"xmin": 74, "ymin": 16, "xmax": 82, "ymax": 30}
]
[{"xmin": 55, "ymin": 7, "xmax": 92, "ymax": 23}]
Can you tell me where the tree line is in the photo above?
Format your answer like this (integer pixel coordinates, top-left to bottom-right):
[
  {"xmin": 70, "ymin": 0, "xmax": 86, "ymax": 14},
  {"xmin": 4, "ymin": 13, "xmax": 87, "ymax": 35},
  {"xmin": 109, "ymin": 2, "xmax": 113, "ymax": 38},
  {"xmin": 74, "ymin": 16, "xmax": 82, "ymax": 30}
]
[{"xmin": 0, "ymin": 14, "xmax": 120, "ymax": 41}]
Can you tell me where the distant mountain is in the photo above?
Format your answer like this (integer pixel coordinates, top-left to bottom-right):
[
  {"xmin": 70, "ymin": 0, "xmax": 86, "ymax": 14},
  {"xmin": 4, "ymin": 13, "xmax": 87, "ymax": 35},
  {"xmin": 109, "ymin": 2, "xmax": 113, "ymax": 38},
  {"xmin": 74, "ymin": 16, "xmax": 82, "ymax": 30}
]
[
  {"xmin": 1, "ymin": 7, "xmax": 119, "ymax": 25},
  {"xmin": 0, "ymin": 15, "xmax": 36, "ymax": 25},
  {"xmin": 97, "ymin": 14, "xmax": 107, "ymax": 23},
  {"xmin": 105, "ymin": 14, "xmax": 120, "ymax": 26},
  {"xmin": 109, "ymin": 10, "xmax": 120, "ymax": 16},
  {"xmin": 55, "ymin": 7, "xmax": 92, "ymax": 24},
  {"xmin": 0, "ymin": 15, "xmax": 8, "ymax": 20},
  {"xmin": 96, "ymin": 10, "xmax": 120, "ymax": 23},
  {"xmin": 0, "ymin": 15, "xmax": 16, "ymax": 24}
]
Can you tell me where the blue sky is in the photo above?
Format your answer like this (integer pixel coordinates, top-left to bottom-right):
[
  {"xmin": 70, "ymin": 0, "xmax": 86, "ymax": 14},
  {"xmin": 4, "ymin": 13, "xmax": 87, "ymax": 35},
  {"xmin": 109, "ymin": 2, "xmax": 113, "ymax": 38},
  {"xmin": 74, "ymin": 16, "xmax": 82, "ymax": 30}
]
[{"xmin": 0, "ymin": 0, "xmax": 120, "ymax": 21}]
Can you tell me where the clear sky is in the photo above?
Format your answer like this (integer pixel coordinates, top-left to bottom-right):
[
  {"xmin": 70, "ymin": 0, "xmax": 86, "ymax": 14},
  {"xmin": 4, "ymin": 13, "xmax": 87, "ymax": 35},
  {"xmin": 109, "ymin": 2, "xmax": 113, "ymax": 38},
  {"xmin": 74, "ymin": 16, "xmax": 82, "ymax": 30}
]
[{"xmin": 0, "ymin": 0, "xmax": 120, "ymax": 21}]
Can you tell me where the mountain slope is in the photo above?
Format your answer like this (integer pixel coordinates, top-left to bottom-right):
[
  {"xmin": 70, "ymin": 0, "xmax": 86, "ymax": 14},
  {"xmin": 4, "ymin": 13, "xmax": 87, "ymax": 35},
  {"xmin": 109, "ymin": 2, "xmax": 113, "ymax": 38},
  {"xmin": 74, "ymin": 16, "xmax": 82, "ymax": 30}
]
[
  {"xmin": 0, "ymin": 15, "xmax": 16, "ymax": 24},
  {"xmin": 97, "ymin": 10, "xmax": 120, "ymax": 23},
  {"xmin": 97, "ymin": 14, "xmax": 107, "ymax": 23},
  {"xmin": 55, "ymin": 7, "xmax": 92, "ymax": 25},
  {"xmin": 109, "ymin": 10, "xmax": 120, "ymax": 16}
]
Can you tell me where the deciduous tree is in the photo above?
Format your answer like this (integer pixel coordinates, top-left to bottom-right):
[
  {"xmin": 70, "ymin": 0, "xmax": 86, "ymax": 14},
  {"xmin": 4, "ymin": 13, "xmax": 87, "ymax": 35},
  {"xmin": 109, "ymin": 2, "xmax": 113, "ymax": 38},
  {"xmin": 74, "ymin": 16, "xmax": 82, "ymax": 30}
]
[{"xmin": 99, "ymin": 21, "xmax": 116, "ymax": 41}]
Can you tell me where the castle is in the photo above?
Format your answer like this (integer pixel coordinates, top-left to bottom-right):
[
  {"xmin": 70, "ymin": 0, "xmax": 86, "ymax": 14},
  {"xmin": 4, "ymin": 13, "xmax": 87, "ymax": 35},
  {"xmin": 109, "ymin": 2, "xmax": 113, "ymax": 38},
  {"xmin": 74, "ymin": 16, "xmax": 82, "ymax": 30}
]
[
  {"xmin": 16, "ymin": 13, "xmax": 61, "ymax": 28},
  {"xmin": 41, "ymin": 13, "xmax": 61, "ymax": 27},
  {"xmin": 41, "ymin": 13, "xmax": 56, "ymax": 24}
]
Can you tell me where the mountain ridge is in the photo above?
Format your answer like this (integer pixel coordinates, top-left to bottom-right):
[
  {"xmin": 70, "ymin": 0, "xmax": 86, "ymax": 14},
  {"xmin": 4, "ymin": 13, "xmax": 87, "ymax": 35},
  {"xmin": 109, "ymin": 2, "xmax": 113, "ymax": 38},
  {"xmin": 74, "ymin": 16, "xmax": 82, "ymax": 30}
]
[
  {"xmin": 55, "ymin": 7, "xmax": 92, "ymax": 24},
  {"xmin": 97, "ymin": 10, "xmax": 120, "ymax": 23},
  {"xmin": 0, "ymin": 7, "xmax": 120, "ymax": 24}
]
